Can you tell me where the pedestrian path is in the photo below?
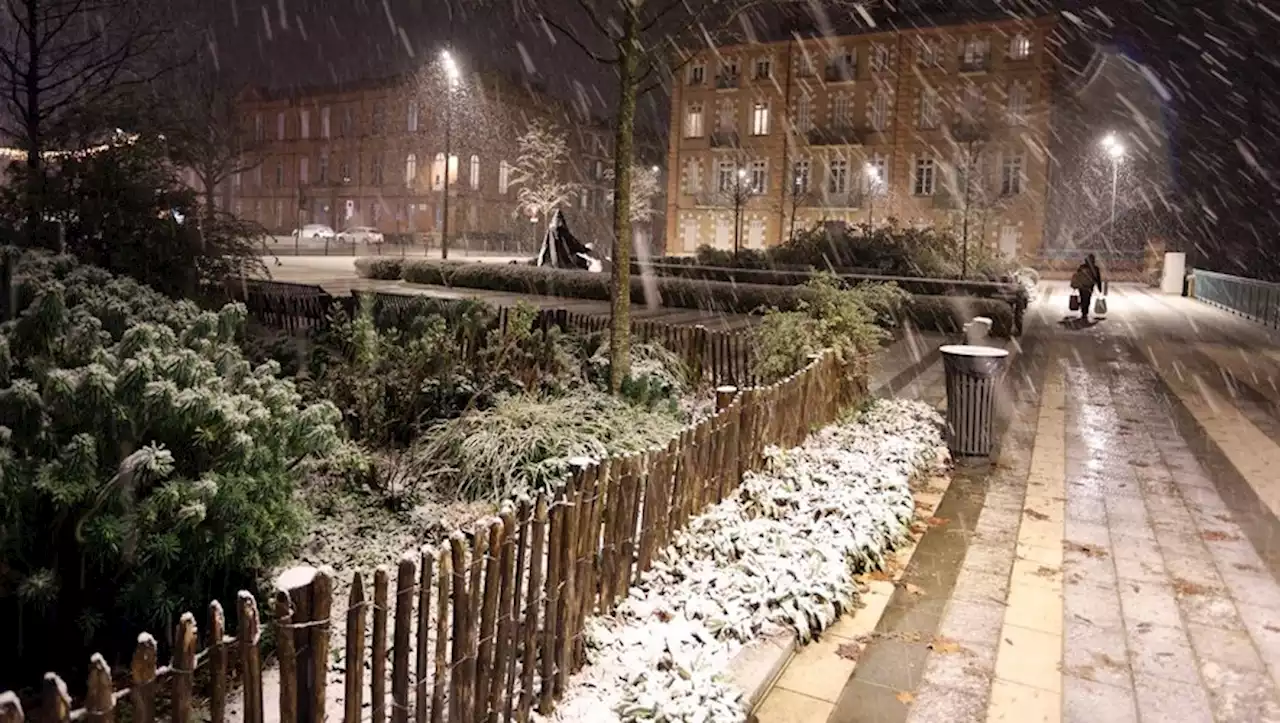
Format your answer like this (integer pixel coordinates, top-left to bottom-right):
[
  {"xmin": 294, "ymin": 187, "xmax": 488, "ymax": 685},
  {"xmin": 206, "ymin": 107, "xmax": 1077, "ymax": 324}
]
[{"xmin": 752, "ymin": 282, "xmax": 1280, "ymax": 723}]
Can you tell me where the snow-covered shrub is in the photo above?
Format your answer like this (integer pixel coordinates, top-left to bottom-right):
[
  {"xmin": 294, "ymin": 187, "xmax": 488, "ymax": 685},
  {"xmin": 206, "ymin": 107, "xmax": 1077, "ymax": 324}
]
[
  {"xmin": 0, "ymin": 250, "xmax": 341, "ymax": 673},
  {"xmin": 412, "ymin": 392, "xmax": 685, "ymax": 501},
  {"xmin": 541, "ymin": 399, "xmax": 942, "ymax": 723}
]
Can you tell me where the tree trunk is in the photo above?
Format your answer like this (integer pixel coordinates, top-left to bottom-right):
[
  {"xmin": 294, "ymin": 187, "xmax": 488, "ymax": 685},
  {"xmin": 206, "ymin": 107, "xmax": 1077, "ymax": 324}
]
[{"xmin": 607, "ymin": 10, "xmax": 639, "ymax": 393}]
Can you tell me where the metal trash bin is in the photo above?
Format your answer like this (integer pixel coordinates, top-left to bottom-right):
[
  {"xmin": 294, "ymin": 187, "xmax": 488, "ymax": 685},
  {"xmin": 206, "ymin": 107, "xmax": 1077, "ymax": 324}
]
[{"xmin": 941, "ymin": 344, "xmax": 1010, "ymax": 457}]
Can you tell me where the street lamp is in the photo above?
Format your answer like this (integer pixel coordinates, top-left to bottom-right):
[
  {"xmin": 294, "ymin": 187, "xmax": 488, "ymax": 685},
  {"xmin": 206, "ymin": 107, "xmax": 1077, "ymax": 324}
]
[
  {"xmin": 1100, "ymin": 133, "xmax": 1125, "ymax": 249},
  {"xmin": 440, "ymin": 49, "xmax": 461, "ymax": 259},
  {"xmin": 733, "ymin": 167, "xmax": 748, "ymax": 260},
  {"xmin": 864, "ymin": 163, "xmax": 881, "ymax": 227}
]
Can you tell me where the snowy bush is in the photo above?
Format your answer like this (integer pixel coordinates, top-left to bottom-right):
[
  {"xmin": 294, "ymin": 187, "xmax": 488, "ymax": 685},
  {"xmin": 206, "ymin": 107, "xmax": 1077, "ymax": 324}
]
[{"xmin": 540, "ymin": 399, "xmax": 943, "ymax": 723}]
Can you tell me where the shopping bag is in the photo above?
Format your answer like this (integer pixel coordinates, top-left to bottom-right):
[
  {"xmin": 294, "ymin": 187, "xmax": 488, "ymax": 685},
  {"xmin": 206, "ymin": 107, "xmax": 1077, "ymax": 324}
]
[
  {"xmin": 1094, "ymin": 296, "xmax": 1108, "ymax": 315},
  {"xmin": 1069, "ymin": 291, "xmax": 1080, "ymax": 311}
]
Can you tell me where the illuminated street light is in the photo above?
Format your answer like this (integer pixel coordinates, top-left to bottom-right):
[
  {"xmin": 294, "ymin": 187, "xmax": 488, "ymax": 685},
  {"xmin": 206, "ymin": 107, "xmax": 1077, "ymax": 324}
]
[
  {"xmin": 1100, "ymin": 133, "xmax": 1126, "ymax": 247},
  {"xmin": 441, "ymin": 49, "xmax": 461, "ymax": 258}
]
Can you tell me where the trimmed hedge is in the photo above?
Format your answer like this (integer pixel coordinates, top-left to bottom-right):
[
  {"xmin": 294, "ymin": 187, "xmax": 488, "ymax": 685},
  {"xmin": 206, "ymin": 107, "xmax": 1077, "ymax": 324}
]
[{"xmin": 358, "ymin": 258, "xmax": 1016, "ymax": 336}]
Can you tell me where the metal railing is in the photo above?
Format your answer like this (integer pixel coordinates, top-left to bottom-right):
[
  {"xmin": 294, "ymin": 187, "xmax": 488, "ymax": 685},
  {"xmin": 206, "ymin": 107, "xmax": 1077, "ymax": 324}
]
[{"xmin": 1190, "ymin": 269, "xmax": 1280, "ymax": 328}]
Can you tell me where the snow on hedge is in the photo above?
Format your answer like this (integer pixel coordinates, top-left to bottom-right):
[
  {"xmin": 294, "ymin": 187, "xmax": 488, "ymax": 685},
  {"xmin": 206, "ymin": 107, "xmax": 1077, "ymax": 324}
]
[{"xmin": 537, "ymin": 399, "xmax": 944, "ymax": 723}]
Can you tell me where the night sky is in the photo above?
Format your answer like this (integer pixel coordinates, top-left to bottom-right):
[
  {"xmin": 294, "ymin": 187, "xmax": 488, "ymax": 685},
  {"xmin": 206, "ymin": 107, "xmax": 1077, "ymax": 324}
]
[{"xmin": 197, "ymin": 0, "xmax": 1280, "ymax": 270}]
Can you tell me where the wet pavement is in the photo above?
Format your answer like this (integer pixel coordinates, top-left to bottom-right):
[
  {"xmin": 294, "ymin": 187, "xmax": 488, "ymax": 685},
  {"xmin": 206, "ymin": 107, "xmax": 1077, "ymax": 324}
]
[{"xmin": 755, "ymin": 283, "xmax": 1280, "ymax": 723}]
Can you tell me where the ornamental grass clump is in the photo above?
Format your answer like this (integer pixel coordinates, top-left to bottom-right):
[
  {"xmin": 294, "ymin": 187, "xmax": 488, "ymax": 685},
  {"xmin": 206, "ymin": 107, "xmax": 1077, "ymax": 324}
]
[
  {"xmin": 413, "ymin": 392, "xmax": 684, "ymax": 501},
  {"xmin": 0, "ymin": 249, "xmax": 341, "ymax": 677}
]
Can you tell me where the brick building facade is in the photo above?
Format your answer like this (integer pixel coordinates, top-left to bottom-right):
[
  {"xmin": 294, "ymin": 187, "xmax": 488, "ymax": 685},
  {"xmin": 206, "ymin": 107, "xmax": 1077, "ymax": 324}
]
[
  {"xmin": 663, "ymin": 14, "xmax": 1058, "ymax": 261},
  {"xmin": 231, "ymin": 70, "xmax": 620, "ymax": 252}
]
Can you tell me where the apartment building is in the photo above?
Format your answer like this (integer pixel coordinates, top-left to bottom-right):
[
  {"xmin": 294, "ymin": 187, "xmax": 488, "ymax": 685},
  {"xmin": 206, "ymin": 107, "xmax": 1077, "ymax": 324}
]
[
  {"xmin": 664, "ymin": 14, "xmax": 1057, "ymax": 261},
  {"xmin": 232, "ymin": 71, "xmax": 618, "ymax": 250}
]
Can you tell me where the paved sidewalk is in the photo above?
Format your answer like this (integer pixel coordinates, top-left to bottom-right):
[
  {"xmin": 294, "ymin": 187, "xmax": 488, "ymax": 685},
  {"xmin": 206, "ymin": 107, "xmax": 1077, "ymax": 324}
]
[{"xmin": 752, "ymin": 283, "xmax": 1280, "ymax": 723}]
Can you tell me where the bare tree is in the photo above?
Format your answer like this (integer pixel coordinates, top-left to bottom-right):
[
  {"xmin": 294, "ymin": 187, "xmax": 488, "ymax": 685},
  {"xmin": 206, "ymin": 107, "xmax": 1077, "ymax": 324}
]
[
  {"xmin": 163, "ymin": 64, "xmax": 262, "ymax": 220},
  {"xmin": 0, "ymin": 0, "xmax": 171, "ymax": 228},
  {"xmin": 510, "ymin": 120, "xmax": 578, "ymax": 229}
]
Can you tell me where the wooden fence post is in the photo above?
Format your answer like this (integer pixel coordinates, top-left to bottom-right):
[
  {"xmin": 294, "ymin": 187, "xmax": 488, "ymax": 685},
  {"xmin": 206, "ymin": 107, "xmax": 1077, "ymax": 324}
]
[{"xmin": 276, "ymin": 566, "xmax": 335, "ymax": 723}]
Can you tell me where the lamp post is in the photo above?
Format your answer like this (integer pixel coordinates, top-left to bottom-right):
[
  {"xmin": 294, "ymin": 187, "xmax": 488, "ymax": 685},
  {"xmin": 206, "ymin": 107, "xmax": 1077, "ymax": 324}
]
[
  {"xmin": 1101, "ymin": 133, "xmax": 1125, "ymax": 249},
  {"xmin": 440, "ymin": 50, "xmax": 460, "ymax": 259},
  {"xmin": 733, "ymin": 167, "xmax": 748, "ymax": 260},
  {"xmin": 864, "ymin": 163, "xmax": 880, "ymax": 227}
]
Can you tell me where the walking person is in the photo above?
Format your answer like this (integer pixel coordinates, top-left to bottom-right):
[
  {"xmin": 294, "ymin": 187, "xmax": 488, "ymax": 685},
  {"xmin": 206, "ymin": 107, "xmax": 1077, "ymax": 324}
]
[{"xmin": 1070, "ymin": 253, "xmax": 1104, "ymax": 322}]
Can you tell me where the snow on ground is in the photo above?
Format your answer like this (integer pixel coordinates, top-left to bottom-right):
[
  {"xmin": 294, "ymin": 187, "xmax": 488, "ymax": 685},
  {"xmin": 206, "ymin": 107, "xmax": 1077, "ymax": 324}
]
[{"xmin": 538, "ymin": 399, "xmax": 945, "ymax": 723}]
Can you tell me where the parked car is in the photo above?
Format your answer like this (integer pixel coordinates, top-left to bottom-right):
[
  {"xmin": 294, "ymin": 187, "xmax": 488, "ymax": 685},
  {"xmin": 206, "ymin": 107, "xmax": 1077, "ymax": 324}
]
[
  {"xmin": 293, "ymin": 224, "xmax": 336, "ymax": 241},
  {"xmin": 337, "ymin": 226, "xmax": 385, "ymax": 245}
]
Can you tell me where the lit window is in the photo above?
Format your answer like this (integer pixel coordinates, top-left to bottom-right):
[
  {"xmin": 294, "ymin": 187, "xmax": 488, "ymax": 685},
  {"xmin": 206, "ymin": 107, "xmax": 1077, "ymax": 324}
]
[
  {"xmin": 685, "ymin": 102, "xmax": 705, "ymax": 138},
  {"xmin": 499, "ymin": 160, "xmax": 511, "ymax": 193},
  {"xmin": 751, "ymin": 101, "xmax": 770, "ymax": 135},
  {"xmin": 470, "ymin": 155, "xmax": 480, "ymax": 190},
  {"xmin": 828, "ymin": 158, "xmax": 848, "ymax": 194},
  {"xmin": 793, "ymin": 158, "xmax": 810, "ymax": 193},
  {"xmin": 1010, "ymin": 33, "xmax": 1031, "ymax": 60},
  {"xmin": 1001, "ymin": 152, "xmax": 1024, "ymax": 195},
  {"xmin": 914, "ymin": 156, "xmax": 936, "ymax": 195},
  {"xmin": 749, "ymin": 159, "xmax": 767, "ymax": 193}
]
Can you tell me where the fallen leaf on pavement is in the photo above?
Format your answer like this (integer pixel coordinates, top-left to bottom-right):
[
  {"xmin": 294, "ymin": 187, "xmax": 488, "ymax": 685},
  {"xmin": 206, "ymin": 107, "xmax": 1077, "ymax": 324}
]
[
  {"xmin": 835, "ymin": 642, "xmax": 863, "ymax": 661},
  {"xmin": 896, "ymin": 691, "xmax": 915, "ymax": 705}
]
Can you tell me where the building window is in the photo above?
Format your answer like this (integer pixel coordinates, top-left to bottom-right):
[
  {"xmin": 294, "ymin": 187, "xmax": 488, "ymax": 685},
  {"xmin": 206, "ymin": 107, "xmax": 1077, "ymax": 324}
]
[
  {"xmin": 870, "ymin": 91, "xmax": 890, "ymax": 131},
  {"xmin": 1007, "ymin": 81, "xmax": 1030, "ymax": 124},
  {"xmin": 300, "ymin": 109, "xmax": 310, "ymax": 139},
  {"xmin": 276, "ymin": 112, "xmax": 286, "ymax": 139},
  {"xmin": 319, "ymin": 154, "xmax": 328, "ymax": 183},
  {"xmin": 960, "ymin": 38, "xmax": 989, "ymax": 71},
  {"xmin": 832, "ymin": 93, "xmax": 854, "ymax": 128},
  {"xmin": 372, "ymin": 155, "xmax": 383, "ymax": 186},
  {"xmin": 793, "ymin": 158, "xmax": 810, "ymax": 193},
  {"xmin": 688, "ymin": 62, "xmax": 705, "ymax": 85},
  {"xmin": 469, "ymin": 154, "xmax": 480, "ymax": 190},
  {"xmin": 717, "ymin": 160, "xmax": 736, "ymax": 193},
  {"xmin": 684, "ymin": 102, "xmax": 705, "ymax": 138},
  {"xmin": 914, "ymin": 156, "xmax": 936, "ymax": 195},
  {"xmin": 499, "ymin": 160, "xmax": 511, "ymax": 193},
  {"xmin": 796, "ymin": 50, "xmax": 815, "ymax": 77},
  {"xmin": 1001, "ymin": 152, "xmax": 1024, "ymax": 195},
  {"xmin": 342, "ymin": 107, "xmax": 353, "ymax": 136},
  {"xmin": 750, "ymin": 101, "xmax": 770, "ymax": 135},
  {"xmin": 408, "ymin": 102, "xmax": 419, "ymax": 132},
  {"xmin": 682, "ymin": 157, "xmax": 703, "ymax": 194},
  {"xmin": 917, "ymin": 39, "xmax": 941, "ymax": 67},
  {"xmin": 321, "ymin": 107, "xmax": 331, "ymax": 138},
  {"xmin": 275, "ymin": 161, "xmax": 283, "ymax": 186},
  {"xmin": 299, "ymin": 156, "xmax": 309, "ymax": 184},
  {"xmin": 372, "ymin": 102, "xmax": 385, "ymax": 133},
  {"xmin": 867, "ymin": 154, "xmax": 888, "ymax": 194},
  {"xmin": 254, "ymin": 113, "xmax": 263, "ymax": 140},
  {"xmin": 794, "ymin": 94, "xmax": 812, "ymax": 132},
  {"xmin": 871, "ymin": 44, "xmax": 891, "ymax": 72},
  {"xmin": 828, "ymin": 159, "xmax": 848, "ymax": 194},
  {"xmin": 1009, "ymin": 33, "xmax": 1031, "ymax": 60},
  {"xmin": 405, "ymin": 153, "xmax": 417, "ymax": 184},
  {"xmin": 754, "ymin": 56, "xmax": 772, "ymax": 80},
  {"xmin": 748, "ymin": 159, "xmax": 767, "ymax": 193},
  {"xmin": 919, "ymin": 88, "xmax": 940, "ymax": 129}
]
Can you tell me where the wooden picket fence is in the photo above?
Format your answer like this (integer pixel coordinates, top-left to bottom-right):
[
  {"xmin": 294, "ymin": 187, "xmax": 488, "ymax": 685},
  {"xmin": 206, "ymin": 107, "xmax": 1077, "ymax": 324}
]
[{"xmin": 0, "ymin": 352, "xmax": 864, "ymax": 723}]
